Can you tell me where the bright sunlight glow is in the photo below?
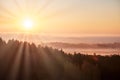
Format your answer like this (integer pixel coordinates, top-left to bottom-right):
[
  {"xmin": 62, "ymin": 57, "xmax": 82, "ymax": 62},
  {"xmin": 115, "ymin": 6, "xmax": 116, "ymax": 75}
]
[{"xmin": 23, "ymin": 18, "xmax": 34, "ymax": 29}]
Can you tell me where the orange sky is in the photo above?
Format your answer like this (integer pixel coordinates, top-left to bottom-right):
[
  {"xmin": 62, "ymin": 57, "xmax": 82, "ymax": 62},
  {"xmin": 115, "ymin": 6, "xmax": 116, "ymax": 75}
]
[{"xmin": 0, "ymin": 0, "xmax": 120, "ymax": 36}]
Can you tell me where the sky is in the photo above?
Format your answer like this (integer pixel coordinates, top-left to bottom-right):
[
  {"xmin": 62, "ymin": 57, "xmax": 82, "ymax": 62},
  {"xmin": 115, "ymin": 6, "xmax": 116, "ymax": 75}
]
[{"xmin": 0, "ymin": 0, "xmax": 120, "ymax": 36}]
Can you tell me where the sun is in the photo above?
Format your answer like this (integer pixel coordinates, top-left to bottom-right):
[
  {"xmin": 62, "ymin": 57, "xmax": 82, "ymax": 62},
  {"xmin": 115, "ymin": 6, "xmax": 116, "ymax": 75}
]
[{"xmin": 22, "ymin": 18, "xmax": 34, "ymax": 29}]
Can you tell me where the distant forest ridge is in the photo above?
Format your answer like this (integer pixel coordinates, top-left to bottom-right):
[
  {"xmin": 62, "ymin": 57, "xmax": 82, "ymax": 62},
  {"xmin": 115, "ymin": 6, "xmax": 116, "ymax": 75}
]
[{"xmin": 47, "ymin": 42, "xmax": 120, "ymax": 49}]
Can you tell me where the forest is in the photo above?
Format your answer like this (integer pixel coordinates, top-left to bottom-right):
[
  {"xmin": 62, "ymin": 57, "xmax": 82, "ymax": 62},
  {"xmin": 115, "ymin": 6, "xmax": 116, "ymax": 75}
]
[{"xmin": 0, "ymin": 37, "xmax": 120, "ymax": 80}]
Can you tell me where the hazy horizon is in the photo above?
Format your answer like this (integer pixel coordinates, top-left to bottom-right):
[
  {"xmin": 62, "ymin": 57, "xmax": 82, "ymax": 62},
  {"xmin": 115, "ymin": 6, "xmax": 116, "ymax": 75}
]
[{"xmin": 0, "ymin": 33, "xmax": 120, "ymax": 44}]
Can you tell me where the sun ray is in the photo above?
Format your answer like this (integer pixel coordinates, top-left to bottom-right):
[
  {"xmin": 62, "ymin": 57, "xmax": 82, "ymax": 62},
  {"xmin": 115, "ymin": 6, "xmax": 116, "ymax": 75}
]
[
  {"xmin": 14, "ymin": 0, "xmax": 23, "ymax": 13},
  {"xmin": 0, "ymin": 5, "xmax": 17, "ymax": 18},
  {"xmin": 36, "ymin": 0, "xmax": 54, "ymax": 14},
  {"xmin": 0, "ymin": 0, "xmax": 73, "ymax": 32},
  {"xmin": 7, "ymin": 42, "xmax": 24, "ymax": 80},
  {"xmin": 24, "ymin": 0, "xmax": 30, "ymax": 13},
  {"xmin": 0, "ymin": 18, "xmax": 17, "ymax": 24},
  {"xmin": 40, "ymin": 7, "xmax": 72, "ymax": 21},
  {"xmin": 23, "ymin": 42, "xmax": 31, "ymax": 80},
  {"xmin": 0, "ymin": 15, "xmax": 14, "ymax": 20},
  {"xmin": 0, "ymin": 21, "xmax": 15, "ymax": 24},
  {"xmin": 0, "ymin": 13, "xmax": 13, "ymax": 19}
]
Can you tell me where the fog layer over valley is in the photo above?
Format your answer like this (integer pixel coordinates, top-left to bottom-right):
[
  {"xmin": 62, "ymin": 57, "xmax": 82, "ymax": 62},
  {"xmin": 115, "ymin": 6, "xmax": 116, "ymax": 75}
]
[
  {"xmin": 47, "ymin": 42, "xmax": 120, "ymax": 55},
  {"xmin": 1, "ymin": 33, "xmax": 120, "ymax": 55}
]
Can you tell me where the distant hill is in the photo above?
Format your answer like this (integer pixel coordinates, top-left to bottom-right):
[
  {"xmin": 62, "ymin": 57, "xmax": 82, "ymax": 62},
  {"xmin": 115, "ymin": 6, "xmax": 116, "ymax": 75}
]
[{"xmin": 47, "ymin": 42, "xmax": 120, "ymax": 49}]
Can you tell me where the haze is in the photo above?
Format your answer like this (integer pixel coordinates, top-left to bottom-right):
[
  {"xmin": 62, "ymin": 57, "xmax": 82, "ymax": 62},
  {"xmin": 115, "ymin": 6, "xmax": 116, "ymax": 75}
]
[{"xmin": 0, "ymin": 0, "xmax": 119, "ymax": 36}]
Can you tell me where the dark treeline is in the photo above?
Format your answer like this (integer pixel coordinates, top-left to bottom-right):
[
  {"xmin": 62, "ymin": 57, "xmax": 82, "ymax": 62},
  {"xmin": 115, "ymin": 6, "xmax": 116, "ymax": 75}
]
[{"xmin": 0, "ymin": 37, "xmax": 120, "ymax": 80}]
